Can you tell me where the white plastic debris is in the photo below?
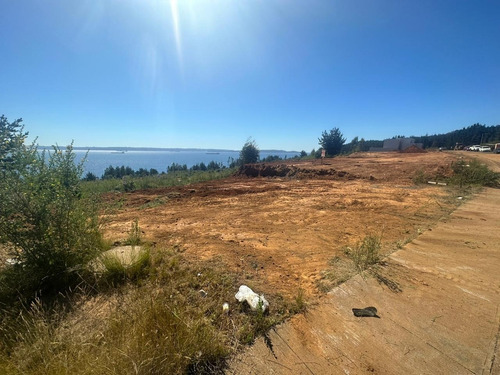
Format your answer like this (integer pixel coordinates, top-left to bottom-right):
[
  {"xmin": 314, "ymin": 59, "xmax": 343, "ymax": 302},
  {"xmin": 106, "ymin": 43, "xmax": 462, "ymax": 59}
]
[
  {"xmin": 222, "ymin": 302, "xmax": 230, "ymax": 314},
  {"xmin": 5, "ymin": 258, "xmax": 19, "ymax": 266},
  {"xmin": 235, "ymin": 285, "xmax": 269, "ymax": 312},
  {"xmin": 199, "ymin": 289, "xmax": 207, "ymax": 298}
]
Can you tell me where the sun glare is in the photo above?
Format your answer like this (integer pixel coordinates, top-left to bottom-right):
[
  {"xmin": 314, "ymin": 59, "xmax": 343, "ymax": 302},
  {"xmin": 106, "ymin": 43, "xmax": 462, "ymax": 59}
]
[{"xmin": 169, "ymin": 0, "xmax": 183, "ymax": 67}]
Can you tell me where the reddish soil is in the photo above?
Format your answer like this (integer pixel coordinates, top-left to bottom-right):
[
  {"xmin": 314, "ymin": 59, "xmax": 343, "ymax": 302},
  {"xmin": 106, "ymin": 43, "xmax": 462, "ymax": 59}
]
[
  {"xmin": 228, "ymin": 153, "xmax": 500, "ymax": 374},
  {"xmin": 102, "ymin": 152, "xmax": 461, "ymax": 299}
]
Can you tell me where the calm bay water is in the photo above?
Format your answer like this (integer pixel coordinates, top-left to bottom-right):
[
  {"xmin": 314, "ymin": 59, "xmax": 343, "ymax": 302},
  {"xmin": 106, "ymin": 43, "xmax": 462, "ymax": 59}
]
[{"xmin": 72, "ymin": 149, "xmax": 299, "ymax": 177}]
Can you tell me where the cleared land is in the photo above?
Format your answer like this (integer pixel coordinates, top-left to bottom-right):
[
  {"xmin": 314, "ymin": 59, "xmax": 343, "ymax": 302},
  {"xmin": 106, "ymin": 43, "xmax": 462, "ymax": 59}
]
[
  {"xmin": 228, "ymin": 157, "xmax": 500, "ymax": 374},
  {"xmin": 103, "ymin": 152, "xmax": 462, "ymax": 299}
]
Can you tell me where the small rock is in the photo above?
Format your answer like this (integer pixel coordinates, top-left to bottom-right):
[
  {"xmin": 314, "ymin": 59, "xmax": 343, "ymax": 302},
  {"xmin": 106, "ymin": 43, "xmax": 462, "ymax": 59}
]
[{"xmin": 352, "ymin": 306, "xmax": 380, "ymax": 318}]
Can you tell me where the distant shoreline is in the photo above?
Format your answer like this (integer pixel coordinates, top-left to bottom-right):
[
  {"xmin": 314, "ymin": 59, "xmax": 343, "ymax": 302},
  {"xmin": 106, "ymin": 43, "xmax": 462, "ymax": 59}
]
[{"xmin": 38, "ymin": 146, "xmax": 300, "ymax": 153}]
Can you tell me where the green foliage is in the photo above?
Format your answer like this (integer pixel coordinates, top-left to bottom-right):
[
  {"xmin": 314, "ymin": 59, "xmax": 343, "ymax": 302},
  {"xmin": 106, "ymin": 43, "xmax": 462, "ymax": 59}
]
[
  {"xmin": 318, "ymin": 127, "xmax": 346, "ymax": 156},
  {"xmin": 261, "ymin": 154, "xmax": 282, "ymax": 163},
  {"xmin": 0, "ymin": 127, "xmax": 103, "ymax": 298},
  {"xmin": 345, "ymin": 235, "xmax": 381, "ymax": 272},
  {"xmin": 341, "ymin": 136, "xmax": 374, "ymax": 154},
  {"xmin": 102, "ymin": 165, "xmax": 160, "ymax": 179},
  {"xmin": 450, "ymin": 158, "xmax": 499, "ymax": 188},
  {"xmin": 82, "ymin": 168, "xmax": 235, "ymax": 194},
  {"xmin": 206, "ymin": 160, "xmax": 223, "ymax": 170},
  {"xmin": 240, "ymin": 139, "xmax": 260, "ymax": 165},
  {"xmin": 121, "ymin": 176, "xmax": 135, "ymax": 192},
  {"xmin": 191, "ymin": 161, "xmax": 208, "ymax": 171},
  {"xmin": 0, "ymin": 115, "xmax": 28, "ymax": 167},
  {"xmin": 167, "ymin": 162, "xmax": 188, "ymax": 173},
  {"xmin": 83, "ymin": 171, "xmax": 97, "ymax": 181}
]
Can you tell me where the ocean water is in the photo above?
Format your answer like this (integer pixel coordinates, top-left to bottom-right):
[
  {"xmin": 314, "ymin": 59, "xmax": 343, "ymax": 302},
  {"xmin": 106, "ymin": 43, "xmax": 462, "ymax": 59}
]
[{"xmin": 71, "ymin": 149, "xmax": 299, "ymax": 177}]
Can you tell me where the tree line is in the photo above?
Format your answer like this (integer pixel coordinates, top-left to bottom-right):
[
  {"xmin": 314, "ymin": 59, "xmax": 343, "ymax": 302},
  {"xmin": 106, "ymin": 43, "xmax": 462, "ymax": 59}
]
[
  {"xmin": 316, "ymin": 123, "xmax": 500, "ymax": 157},
  {"xmin": 412, "ymin": 123, "xmax": 500, "ymax": 149}
]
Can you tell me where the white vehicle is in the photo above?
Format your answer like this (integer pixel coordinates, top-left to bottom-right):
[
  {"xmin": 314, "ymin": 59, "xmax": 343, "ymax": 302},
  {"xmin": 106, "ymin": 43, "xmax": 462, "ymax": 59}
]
[
  {"xmin": 478, "ymin": 146, "xmax": 491, "ymax": 152},
  {"xmin": 469, "ymin": 145, "xmax": 481, "ymax": 151}
]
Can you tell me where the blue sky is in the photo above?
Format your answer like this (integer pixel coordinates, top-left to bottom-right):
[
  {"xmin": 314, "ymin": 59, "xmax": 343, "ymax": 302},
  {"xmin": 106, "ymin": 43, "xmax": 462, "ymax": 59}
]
[{"xmin": 1, "ymin": 0, "xmax": 499, "ymax": 151}]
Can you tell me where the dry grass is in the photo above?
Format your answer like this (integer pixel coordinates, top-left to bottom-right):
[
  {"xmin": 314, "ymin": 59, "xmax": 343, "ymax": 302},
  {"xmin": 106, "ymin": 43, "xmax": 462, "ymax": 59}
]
[{"xmin": 0, "ymin": 247, "xmax": 306, "ymax": 374}]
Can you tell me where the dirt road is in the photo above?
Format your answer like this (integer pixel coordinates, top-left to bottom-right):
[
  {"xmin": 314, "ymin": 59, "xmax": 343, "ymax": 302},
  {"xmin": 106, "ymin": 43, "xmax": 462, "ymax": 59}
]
[{"xmin": 227, "ymin": 155, "xmax": 500, "ymax": 374}]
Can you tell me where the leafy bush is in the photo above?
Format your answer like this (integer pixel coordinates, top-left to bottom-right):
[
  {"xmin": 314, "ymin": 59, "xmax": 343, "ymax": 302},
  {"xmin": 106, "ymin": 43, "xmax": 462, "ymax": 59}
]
[{"xmin": 0, "ymin": 131, "xmax": 103, "ymax": 298}]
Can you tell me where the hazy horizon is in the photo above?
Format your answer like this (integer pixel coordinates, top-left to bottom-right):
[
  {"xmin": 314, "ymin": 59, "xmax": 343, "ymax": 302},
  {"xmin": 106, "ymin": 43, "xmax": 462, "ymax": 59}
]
[{"xmin": 38, "ymin": 145, "xmax": 302, "ymax": 152}]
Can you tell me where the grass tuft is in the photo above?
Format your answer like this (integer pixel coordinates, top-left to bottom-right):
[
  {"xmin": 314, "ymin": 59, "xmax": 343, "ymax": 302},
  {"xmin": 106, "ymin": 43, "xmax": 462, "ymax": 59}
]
[
  {"xmin": 345, "ymin": 235, "xmax": 381, "ymax": 272},
  {"xmin": 100, "ymin": 247, "xmax": 150, "ymax": 287},
  {"xmin": 125, "ymin": 219, "xmax": 142, "ymax": 246}
]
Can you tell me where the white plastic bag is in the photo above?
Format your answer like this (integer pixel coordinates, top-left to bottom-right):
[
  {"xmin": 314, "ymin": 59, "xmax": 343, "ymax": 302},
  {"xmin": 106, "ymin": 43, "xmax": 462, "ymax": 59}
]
[{"xmin": 235, "ymin": 285, "xmax": 269, "ymax": 312}]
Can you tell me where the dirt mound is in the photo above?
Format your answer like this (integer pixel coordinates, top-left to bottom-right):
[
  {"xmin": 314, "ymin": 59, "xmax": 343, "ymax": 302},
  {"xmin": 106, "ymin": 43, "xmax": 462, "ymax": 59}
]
[
  {"xmin": 402, "ymin": 145, "xmax": 427, "ymax": 153},
  {"xmin": 237, "ymin": 163, "xmax": 363, "ymax": 180}
]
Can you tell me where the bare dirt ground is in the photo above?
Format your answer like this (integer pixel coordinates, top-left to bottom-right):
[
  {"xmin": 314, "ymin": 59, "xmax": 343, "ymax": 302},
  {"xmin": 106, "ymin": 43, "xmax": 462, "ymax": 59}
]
[
  {"xmin": 228, "ymin": 183, "xmax": 500, "ymax": 375},
  {"xmin": 102, "ymin": 152, "xmax": 462, "ymax": 299}
]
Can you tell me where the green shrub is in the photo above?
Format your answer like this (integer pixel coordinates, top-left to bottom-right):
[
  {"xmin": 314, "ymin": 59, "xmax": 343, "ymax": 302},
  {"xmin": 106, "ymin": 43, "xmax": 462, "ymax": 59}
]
[
  {"xmin": 240, "ymin": 139, "xmax": 260, "ymax": 165},
  {"xmin": 0, "ymin": 138, "xmax": 103, "ymax": 299},
  {"xmin": 450, "ymin": 158, "xmax": 499, "ymax": 188}
]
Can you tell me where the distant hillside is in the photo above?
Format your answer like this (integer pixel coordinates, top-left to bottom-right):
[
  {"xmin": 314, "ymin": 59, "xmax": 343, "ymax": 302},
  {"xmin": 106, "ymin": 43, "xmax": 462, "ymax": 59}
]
[
  {"xmin": 341, "ymin": 123, "xmax": 500, "ymax": 153},
  {"xmin": 411, "ymin": 123, "xmax": 500, "ymax": 149}
]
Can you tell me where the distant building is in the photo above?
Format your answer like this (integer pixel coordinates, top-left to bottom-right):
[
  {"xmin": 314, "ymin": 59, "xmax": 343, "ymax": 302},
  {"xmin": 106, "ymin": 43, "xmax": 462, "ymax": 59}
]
[{"xmin": 369, "ymin": 138, "xmax": 423, "ymax": 152}]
